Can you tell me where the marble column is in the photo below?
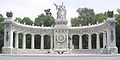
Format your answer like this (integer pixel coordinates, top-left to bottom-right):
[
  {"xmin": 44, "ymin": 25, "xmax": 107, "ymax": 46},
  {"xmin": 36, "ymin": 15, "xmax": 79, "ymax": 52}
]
[
  {"xmin": 50, "ymin": 35, "xmax": 53, "ymax": 49},
  {"xmin": 103, "ymin": 32, "xmax": 106, "ymax": 48},
  {"xmin": 79, "ymin": 34, "xmax": 82, "ymax": 49},
  {"xmin": 96, "ymin": 33, "xmax": 100, "ymax": 49},
  {"xmin": 23, "ymin": 33, "xmax": 26, "ymax": 49},
  {"xmin": 41, "ymin": 34, "xmax": 44, "ymax": 49},
  {"xmin": 31, "ymin": 34, "xmax": 35, "ymax": 49},
  {"xmin": 112, "ymin": 28, "xmax": 117, "ymax": 47},
  {"xmin": 106, "ymin": 30, "xmax": 110, "ymax": 47},
  {"xmin": 9, "ymin": 30, "xmax": 13, "ymax": 48},
  {"xmin": 70, "ymin": 34, "xmax": 73, "ymax": 49},
  {"xmin": 3, "ymin": 29, "xmax": 6, "ymax": 47},
  {"xmin": 88, "ymin": 34, "xmax": 92, "ymax": 49},
  {"xmin": 15, "ymin": 32, "xmax": 18, "ymax": 48}
]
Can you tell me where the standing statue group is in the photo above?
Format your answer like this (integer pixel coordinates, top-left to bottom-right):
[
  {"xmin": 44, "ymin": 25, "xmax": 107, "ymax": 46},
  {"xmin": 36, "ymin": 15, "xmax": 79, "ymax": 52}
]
[{"xmin": 54, "ymin": 2, "xmax": 66, "ymax": 20}]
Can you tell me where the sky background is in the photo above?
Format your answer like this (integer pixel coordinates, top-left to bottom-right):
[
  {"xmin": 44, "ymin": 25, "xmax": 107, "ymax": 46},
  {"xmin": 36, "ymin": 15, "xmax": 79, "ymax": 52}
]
[{"xmin": 0, "ymin": 0, "xmax": 120, "ymax": 21}]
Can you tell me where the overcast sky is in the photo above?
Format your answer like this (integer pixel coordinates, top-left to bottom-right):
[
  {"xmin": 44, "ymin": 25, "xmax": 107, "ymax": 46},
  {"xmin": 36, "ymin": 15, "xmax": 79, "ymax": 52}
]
[{"xmin": 0, "ymin": 0, "xmax": 120, "ymax": 21}]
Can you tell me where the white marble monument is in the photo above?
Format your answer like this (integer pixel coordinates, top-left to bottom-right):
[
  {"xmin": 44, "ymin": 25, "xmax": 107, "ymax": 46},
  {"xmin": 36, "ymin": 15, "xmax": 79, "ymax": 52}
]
[{"xmin": 2, "ymin": 3, "xmax": 118, "ymax": 54}]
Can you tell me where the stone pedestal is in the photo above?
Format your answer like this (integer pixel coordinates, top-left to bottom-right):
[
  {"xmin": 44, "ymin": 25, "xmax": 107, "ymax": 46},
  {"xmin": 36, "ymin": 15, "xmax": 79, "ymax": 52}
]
[
  {"xmin": 106, "ymin": 18, "xmax": 118, "ymax": 54},
  {"xmin": 106, "ymin": 47, "xmax": 118, "ymax": 54},
  {"xmin": 2, "ymin": 47, "xmax": 14, "ymax": 54},
  {"xmin": 53, "ymin": 24, "xmax": 69, "ymax": 54},
  {"xmin": 2, "ymin": 18, "xmax": 14, "ymax": 54}
]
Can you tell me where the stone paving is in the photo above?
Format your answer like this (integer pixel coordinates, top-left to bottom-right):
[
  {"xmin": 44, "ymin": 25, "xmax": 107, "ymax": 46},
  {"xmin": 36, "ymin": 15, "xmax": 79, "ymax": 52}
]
[{"xmin": 0, "ymin": 54, "xmax": 120, "ymax": 60}]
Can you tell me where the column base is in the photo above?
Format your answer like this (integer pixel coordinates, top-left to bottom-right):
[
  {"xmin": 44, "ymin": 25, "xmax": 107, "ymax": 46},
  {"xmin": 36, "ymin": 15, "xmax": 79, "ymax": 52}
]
[
  {"xmin": 63, "ymin": 49, "xmax": 72, "ymax": 54},
  {"xmin": 106, "ymin": 47, "xmax": 118, "ymax": 54},
  {"xmin": 49, "ymin": 49, "xmax": 58, "ymax": 54},
  {"xmin": 2, "ymin": 47, "xmax": 16, "ymax": 54},
  {"xmin": 50, "ymin": 48, "xmax": 72, "ymax": 54}
]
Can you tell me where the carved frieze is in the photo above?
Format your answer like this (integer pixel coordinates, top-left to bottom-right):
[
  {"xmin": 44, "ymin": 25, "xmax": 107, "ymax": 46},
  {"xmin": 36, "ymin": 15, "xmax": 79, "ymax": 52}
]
[{"xmin": 12, "ymin": 23, "xmax": 53, "ymax": 35}]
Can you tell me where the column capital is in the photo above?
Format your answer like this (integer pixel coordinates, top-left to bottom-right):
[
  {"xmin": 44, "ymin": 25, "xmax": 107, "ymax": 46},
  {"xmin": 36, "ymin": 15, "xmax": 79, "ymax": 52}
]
[
  {"xmin": 70, "ymin": 34, "xmax": 73, "ymax": 36},
  {"xmin": 96, "ymin": 33, "xmax": 100, "ymax": 35},
  {"xmin": 15, "ymin": 31, "xmax": 19, "ymax": 33},
  {"xmin": 102, "ymin": 31, "xmax": 107, "ymax": 33},
  {"xmin": 40, "ymin": 34, "xmax": 44, "ymax": 36},
  {"xmin": 88, "ymin": 33, "xmax": 91, "ymax": 35},
  {"xmin": 31, "ymin": 33, "xmax": 35, "ymax": 36},
  {"xmin": 23, "ymin": 33, "xmax": 27, "ymax": 35},
  {"xmin": 50, "ymin": 34, "xmax": 53, "ymax": 36},
  {"xmin": 78, "ymin": 34, "xmax": 82, "ymax": 36}
]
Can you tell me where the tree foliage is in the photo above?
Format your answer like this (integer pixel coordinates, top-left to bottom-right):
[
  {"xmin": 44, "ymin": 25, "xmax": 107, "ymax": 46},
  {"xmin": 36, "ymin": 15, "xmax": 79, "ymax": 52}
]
[
  {"xmin": 14, "ymin": 17, "xmax": 22, "ymax": 23},
  {"xmin": 34, "ymin": 9, "xmax": 55, "ymax": 26},
  {"xmin": 0, "ymin": 14, "xmax": 4, "ymax": 52},
  {"xmin": 114, "ymin": 14, "xmax": 120, "ymax": 53},
  {"xmin": 76, "ymin": 8, "xmax": 96, "ymax": 25},
  {"xmin": 34, "ymin": 14, "xmax": 45, "ymax": 26},
  {"xmin": 15, "ymin": 17, "xmax": 33, "ymax": 25},
  {"xmin": 71, "ymin": 8, "xmax": 108, "ymax": 26},
  {"xmin": 95, "ymin": 12, "xmax": 108, "ymax": 22},
  {"xmin": 71, "ymin": 17, "xmax": 80, "ymax": 26}
]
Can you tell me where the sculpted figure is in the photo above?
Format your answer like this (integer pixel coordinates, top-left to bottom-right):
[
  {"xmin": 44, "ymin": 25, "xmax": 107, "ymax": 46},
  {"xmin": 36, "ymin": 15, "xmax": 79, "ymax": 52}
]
[
  {"xmin": 6, "ymin": 11, "xmax": 13, "ymax": 18},
  {"xmin": 107, "ymin": 10, "xmax": 113, "ymax": 18},
  {"xmin": 54, "ymin": 2, "xmax": 66, "ymax": 20}
]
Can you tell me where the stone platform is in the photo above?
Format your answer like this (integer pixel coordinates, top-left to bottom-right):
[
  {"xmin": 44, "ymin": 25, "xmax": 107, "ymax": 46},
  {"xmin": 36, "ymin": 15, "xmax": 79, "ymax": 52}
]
[{"xmin": 0, "ymin": 54, "xmax": 120, "ymax": 60}]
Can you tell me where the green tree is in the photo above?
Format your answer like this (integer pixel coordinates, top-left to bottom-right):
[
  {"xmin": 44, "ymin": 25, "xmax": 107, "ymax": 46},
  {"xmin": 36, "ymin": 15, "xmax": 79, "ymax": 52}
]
[
  {"xmin": 34, "ymin": 9, "xmax": 55, "ymax": 26},
  {"xmin": 71, "ymin": 8, "xmax": 108, "ymax": 26},
  {"xmin": 22, "ymin": 17, "xmax": 33, "ymax": 25},
  {"xmin": 0, "ymin": 14, "xmax": 4, "ymax": 53},
  {"xmin": 76, "ymin": 8, "xmax": 96, "ymax": 25},
  {"xmin": 34, "ymin": 14, "xmax": 45, "ymax": 26},
  {"xmin": 71, "ymin": 17, "xmax": 80, "ymax": 26},
  {"xmin": 114, "ymin": 13, "xmax": 120, "ymax": 53},
  {"xmin": 95, "ymin": 12, "xmax": 108, "ymax": 23},
  {"xmin": 15, "ymin": 17, "xmax": 33, "ymax": 25},
  {"xmin": 14, "ymin": 17, "xmax": 23, "ymax": 23}
]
